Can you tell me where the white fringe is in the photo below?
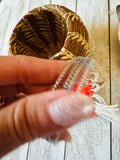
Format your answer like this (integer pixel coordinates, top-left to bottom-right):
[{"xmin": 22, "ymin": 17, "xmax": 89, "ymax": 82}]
[
  {"xmin": 89, "ymin": 68, "xmax": 119, "ymax": 123},
  {"xmin": 93, "ymin": 94, "xmax": 106, "ymax": 104},
  {"xmin": 95, "ymin": 103, "xmax": 119, "ymax": 123}
]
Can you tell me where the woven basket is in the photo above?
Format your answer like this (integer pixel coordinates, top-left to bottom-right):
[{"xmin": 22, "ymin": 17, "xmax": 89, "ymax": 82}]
[{"xmin": 9, "ymin": 4, "xmax": 89, "ymax": 60}]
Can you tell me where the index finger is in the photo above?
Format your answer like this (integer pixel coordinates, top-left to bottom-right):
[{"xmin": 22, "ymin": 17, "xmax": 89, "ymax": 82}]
[{"xmin": 0, "ymin": 55, "xmax": 67, "ymax": 85}]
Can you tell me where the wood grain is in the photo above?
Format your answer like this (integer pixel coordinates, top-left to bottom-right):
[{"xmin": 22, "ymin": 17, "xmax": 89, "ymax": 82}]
[
  {"xmin": 0, "ymin": 0, "xmax": 31, "ymax": 56},
  {"xmin": 27, "ymin": 1, "xmax": 76, "ymax": 160},
  {"xmin": 65, "ymin": 0, "xmax": 111, "ymax": 160},
  {"xmin": 26, "ymin": 1, "xmax": 66, "ymax": 160},
  {"xmin": 0, "ymin": 144, "xmax": 28, "ymax": 160},
  {"xmin": 0, "ymin": 0, "xmax": 120, "ymax": 159},
  {"xmin": 0, "ymin": 0, "xmax": 14, "ymax": 55},
  {"xmin": 28, "ymin": 139, "xmax": 65, "ymax": 160},
  {"xmin": 51, "ymin": 0, "xmax": 76, "ymax": 12},
  {"xmin": 29, "ymin": 0, "xmax": 51, "ymax": 10},
  {"xmin": 0, "ymin": 0, "xmax": 30, "ymax": 159}
]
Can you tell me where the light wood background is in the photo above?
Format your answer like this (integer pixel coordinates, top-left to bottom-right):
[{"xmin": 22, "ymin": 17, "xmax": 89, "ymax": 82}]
[{"xmin": 0, "ymin": 0, "xmax": 120, "ymax": 160}]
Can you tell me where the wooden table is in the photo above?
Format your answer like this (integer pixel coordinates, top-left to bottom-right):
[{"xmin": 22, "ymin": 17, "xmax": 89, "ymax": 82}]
[{"xmin": 0, "ymin": 0, "xmax": 120, "ymax": 159}]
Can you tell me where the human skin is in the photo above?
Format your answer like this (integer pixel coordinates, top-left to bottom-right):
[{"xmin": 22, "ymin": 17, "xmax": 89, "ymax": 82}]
[{"xmin": 0, "ymin": 56, "xmax": 94, "ymax": 157}]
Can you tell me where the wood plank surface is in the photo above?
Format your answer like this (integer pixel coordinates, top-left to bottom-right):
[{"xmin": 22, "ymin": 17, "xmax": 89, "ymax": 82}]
[
  {"xmin": 0, "ymin": 0, "xmax": 13, "ymax": 54},
  {"xmin": 27, "ymin": 1, "xmax": 76, "ymax": 160},
  {"xmin": 0, "ymin": 144, "xmax": 28, "ymax": 160},
  {"xmin": 0, "ymin": 0, "xmax": 120, "ymax": 160},
  {"xmin": 28, "ymin": 139, "xmax": 65, "ymax": 160},
  {"xmin": 29, "ymin": 0, "xmax": 51, "ymax": 10},
  {"xmin": 51, "ymin": 0, "xmax": 76, "ymax": 12},
  {"xmin": 27, "ymin": 1, "xmax": 66, "ymax": 160},
  {"xmin": 0, "ymin": 0, "xmax": 30, "ymax": 159},
  {"xmin": 65, "ymin": 0, "xmax": 111, "ymax": 160},
  {"xmin": 0, "ymin": 0, "xmax": 31, "ymax": 56}
]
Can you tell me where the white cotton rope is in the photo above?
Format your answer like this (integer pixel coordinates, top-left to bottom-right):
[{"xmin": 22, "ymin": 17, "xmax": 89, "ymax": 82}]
[{"xmin": 90, "ymin": 71, "xmax": 119, "ymax": 123}]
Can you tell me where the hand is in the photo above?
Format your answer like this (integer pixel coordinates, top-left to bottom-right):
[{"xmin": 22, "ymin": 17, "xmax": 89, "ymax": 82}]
[{"xmin": 0, "ymin": 55, "xmax": 94, "ymax": 157}]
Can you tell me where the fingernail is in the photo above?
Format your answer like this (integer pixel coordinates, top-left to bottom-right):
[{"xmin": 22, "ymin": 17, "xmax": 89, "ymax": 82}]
[
  {"xmin": 48, "ymin": 93, "xmax": 95, "ymax": 127},
  {"xmin": 59, "ymin": 131, "xmax": 71, "ymax": 142}
]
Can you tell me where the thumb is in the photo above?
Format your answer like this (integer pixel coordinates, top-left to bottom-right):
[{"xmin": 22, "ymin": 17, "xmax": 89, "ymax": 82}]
[{"xmin": 0, "ymin": 89, "xmax": 95, "ymax": 157}]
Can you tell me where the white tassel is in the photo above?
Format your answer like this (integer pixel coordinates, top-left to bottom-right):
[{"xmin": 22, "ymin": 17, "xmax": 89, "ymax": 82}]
[
  {"xmin": 95, "ymin": 103, "xmax": 119, "ymax": 123},
  {"xmin": 93, "ymin": 94, "xmax": 106, "ymax": 104},
  {"xmin": 89, "ymin": 70, "xmax": 119, "ymax": 123}
]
